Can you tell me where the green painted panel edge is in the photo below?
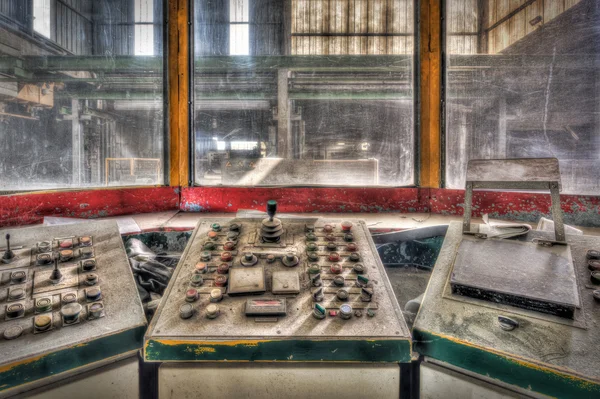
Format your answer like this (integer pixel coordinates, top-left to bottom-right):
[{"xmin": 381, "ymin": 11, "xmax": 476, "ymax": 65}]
[
  {"xmin": 0, "ymin": 325, "xmax": 145, "ymax": 392},
  {"xmin": 145, "ymin": 338, "xmax": 411, "ymax": 363},
  {"xmin": 413, "ymin": 329, "xmax": 600, "ymax": 399}
]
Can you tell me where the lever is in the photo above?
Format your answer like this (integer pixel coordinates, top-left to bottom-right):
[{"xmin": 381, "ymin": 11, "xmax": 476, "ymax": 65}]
[
  {"xmin": 266, "ymin": 200, "xmax": 277, "ymax": 222},
  {"xmin": 50, "ymin": 255, "xmax": 63, "ymax": 284},
  {"xmin": 2, "ymin": 233, "xmax": 14, "ymax": 261}
]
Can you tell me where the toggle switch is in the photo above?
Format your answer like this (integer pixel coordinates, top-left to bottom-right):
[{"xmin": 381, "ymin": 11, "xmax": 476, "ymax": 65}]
[
  {"xmin": 311, "ymin": 273, "xmax": 322, "ymax": 287},
  {"xmin": 312, "ymin": 287, "xmax": 324, "ymax": 302},
  {"xmin": 361, "ymin": 287, "xmax": 374, "ymax": 302},
  {"xmin": 50, "ymin": 258, "xmax": 63, "ymax": 285},
  {"xmin": 356, "ymin": 275, "xmax": 369, "ymax": 287},
  {"xmin": 313, "ymin": 303, "xmax": 326, "ymax": 319}
]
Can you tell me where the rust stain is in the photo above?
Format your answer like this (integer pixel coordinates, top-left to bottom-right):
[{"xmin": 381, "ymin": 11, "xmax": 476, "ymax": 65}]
[{"xmin": 0, "ymin": 353, "xmax": 47, "ymax": 374}]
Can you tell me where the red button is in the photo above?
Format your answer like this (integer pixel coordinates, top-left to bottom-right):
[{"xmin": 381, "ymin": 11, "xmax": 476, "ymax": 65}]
[
  {"xmin": 59, "ymin": 240, "xmax": 73, "ymax": 249},
  {"xmin": 215, "ymin": 275, "xmax": 228, "ymax": 287},
  {"xmin": 341, "ymin": 221, "xmax": 352, "ymax": 231},
  {"xmin": 223, "ymin": 241, "xmax": 236, "ymax": 251},
  {"xmin": 328, "ymin": 310, "xmax": 338, "ymax": 317},
  {"xmin": 346, "ymin": 243, "xmax": 358, "ymax": 252},
  {"xmin": 185, "ymin": 289, "xmax": 198, "ymax": 302},
  {"xmin": 217, "ymin": 263, "xmax": 230, "ymax": 274},
  {"xmin": 220, "ymin": 252, "xmax": 233, "ymax": 262},
  {"xmin": 330, "ymin": 263, "xmax": 343, "ymax": 274},
  {"xmin": 328, "ymin": 252, "xmax": 340, "ymax": 262}
]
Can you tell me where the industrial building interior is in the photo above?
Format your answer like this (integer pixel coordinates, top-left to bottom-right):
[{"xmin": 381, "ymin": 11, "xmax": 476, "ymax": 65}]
[{"xmin": 0, "ymin": 1, "xmax": 599, "ymax": 399}]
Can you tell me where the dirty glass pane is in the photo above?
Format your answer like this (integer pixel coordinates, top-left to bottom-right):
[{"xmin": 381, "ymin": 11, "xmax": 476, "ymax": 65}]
[
  {"xmin": 193, "ymin": 0, "xmax": 415, "ymax": 187},
  {"xmin": 445, "ymin": 0, "xmax": 600, "ymax": 195},
  {"xmin": 0, "ymin": 0, "xmax": 165, "ymax": 191}
]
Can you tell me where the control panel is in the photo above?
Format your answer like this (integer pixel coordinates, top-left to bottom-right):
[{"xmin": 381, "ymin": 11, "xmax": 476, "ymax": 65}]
[
  {"xmin": 145, "ymin": 202, "xmax": 411, "ymax": 363},
  {"xmin": 0, "ymin": 220, "xmax": 146, "ymax": 395}
]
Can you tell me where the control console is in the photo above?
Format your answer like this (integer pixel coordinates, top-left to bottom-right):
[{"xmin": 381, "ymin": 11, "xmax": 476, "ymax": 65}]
[
  {"xmin": 0, "ymin": 220, "xmax": 145, "ymax": 395},
  {"xmin": 145, "ymin": 202, "xmax": 411, "ymax": 363}
]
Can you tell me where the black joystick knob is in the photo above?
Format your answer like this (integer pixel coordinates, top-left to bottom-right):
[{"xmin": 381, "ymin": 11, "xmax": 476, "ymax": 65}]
[
  {"xmin": 50, "ymin": 257, "xmax": 63, "ymax": 284},
  {"xmin": 3, "ymin": 233, "xmax": 14, "ymax": 261},
  {"xmin": 267, "ymin": 200, "xmax": 277, "ymax": 221}
]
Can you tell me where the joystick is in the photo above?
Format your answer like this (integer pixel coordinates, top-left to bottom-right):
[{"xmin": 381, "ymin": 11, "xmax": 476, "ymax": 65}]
[
  {"xmin": 260, "ymin": 200, "xmax": 284, "ymax": 243},
  {"xmin": 2, "ymin": 233, "xmax": 15, "ymax": 263},
  {"xmin": 50, "ymin": 256, "xmax": 63, "ymax": 285}
]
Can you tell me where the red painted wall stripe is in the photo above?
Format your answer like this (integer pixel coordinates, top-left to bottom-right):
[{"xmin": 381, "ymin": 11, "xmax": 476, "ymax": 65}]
[
  {"xmin": 2, "ymin": 186, "xmax": 600, "ymax": 228},
  {"xmin": 0, "ymin": 187, "xmax": 180, "ymax": 228}
]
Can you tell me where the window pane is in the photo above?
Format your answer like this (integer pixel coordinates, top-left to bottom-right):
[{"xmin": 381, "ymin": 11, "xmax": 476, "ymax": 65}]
[
  {"xmin": 0, "ymin": 0, "xmax": 165, "ymax": 190},
  {"xmin": 445, "ymin": 0, "xmax": 600, "ymax": 195},
  {"xmin": 33, "ymin": 0, "xmax": 51, "ymax": 38},
  {"xmin": 194, "ymin": 0, "xmax": 416, "ymax": 187}
]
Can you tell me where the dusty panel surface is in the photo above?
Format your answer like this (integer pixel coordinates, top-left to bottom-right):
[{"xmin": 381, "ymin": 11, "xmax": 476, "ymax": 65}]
[
  {"xmin": 414, "ymin": 222, "xmax": 600, "ymax": 395},
  {"xmin": 0, "ymin": 220, "xmax": 146, "ymax": 394},
  {"xmin": 145, "ymin": 216, "xmax": 410, "ymax": 362}
]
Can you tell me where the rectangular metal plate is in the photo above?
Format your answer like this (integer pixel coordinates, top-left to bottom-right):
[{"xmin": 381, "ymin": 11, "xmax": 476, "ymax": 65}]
[
  {"xmin": 271, "ymin": 271, "xmax": 300, "ymax": 294},
  {"xmin": 450, "ymin": 237, "xmax": 579, "ymax": 318},
  {"xmin": 228, "ymin": 266, "xmax": 266, "ymax": 295},
  {"xmin": 245, "ymin": 298, "xmax": 287, "ymax": 316}
]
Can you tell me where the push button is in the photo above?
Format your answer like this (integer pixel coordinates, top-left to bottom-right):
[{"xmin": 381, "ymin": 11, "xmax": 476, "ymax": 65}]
[
  {"xmin": 35, "ymin": 297, "xmax": 53, "ymax": 313},
  {"xmin": 217, "ymin": 263, "xmax": 230, "ymax": 274},
  {"xmin": 214, "ymin": 275, "xmax": 228, "ymax": 287},
  {"xmin": 339, "ymin": 304, "xmax": 353, "ymax": 319},
  {"xmin": 220, "ymin": 252, "xmax": 233, "ymax": 262},
  {"xmin": 185, "ymin": 289, "xmax": 199, "ymax": 302},
  {"xmin": 88, "ymin": 302, "xmax": 104, "ymax": 319},
  {"xmin": 210, "ymin": 288, "xmax": 223, "ymax": 302},
  {"xmin": 3, "ymin": 325, "xmax": 22, "ymax": 340},
  {"xmin": 86, "ymin": 287, "xmax": 102, "ymax": 301},
  {"xmin": 10, "ymin": 271, "xmax": 26, "ymax": 284},
  {"xmin": 180, "ymin": 303, "xmax": 194, "ymax": 319},
  {"xmin": 61, "ymin": 303, "xmax": 82, "ymax": 324},
  {"xmin": 206, "ymin": 304, "xmax": 220, "ymax": 319},
  {"xmin": 34, "ymin": 315, "xmax": 53, "ymax": 331},
  {"xmin": 330, "ymin": 263, "xmax": 342, "ymax": 274},
  {"xmin": 6, "ymin": 303, "xmax": 25, "ymax": 318},
  {"xmin": 341, "ymin": 221, "xmax": 352, "ymax": 231},
  {"xmin": 328, "ymin": 252, "xmax": 340, "ymax": 262}
]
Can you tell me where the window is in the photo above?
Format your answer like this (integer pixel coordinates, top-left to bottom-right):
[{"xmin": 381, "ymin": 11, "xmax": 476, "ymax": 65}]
[
  {"xmin": 193, "ymin": 0, "xmax": 416, "ymax": 187},
  {"xmin": 135, "ymin": 0, "xmax": 155, "ymax": 56},
  {"xmin": 0, "ymin": 0, "xmax": 166, "ymax": 190},
  {"xmin": 33, "ymin": 0, "xmax": 51, "ymax": 38},
  {"xmin": 445, "ymin": 0, "xmax": 600, "ymax": 195},
  {"xmin": 229, "ymin": 0, "xmax": 250, "ymax": 55}
]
